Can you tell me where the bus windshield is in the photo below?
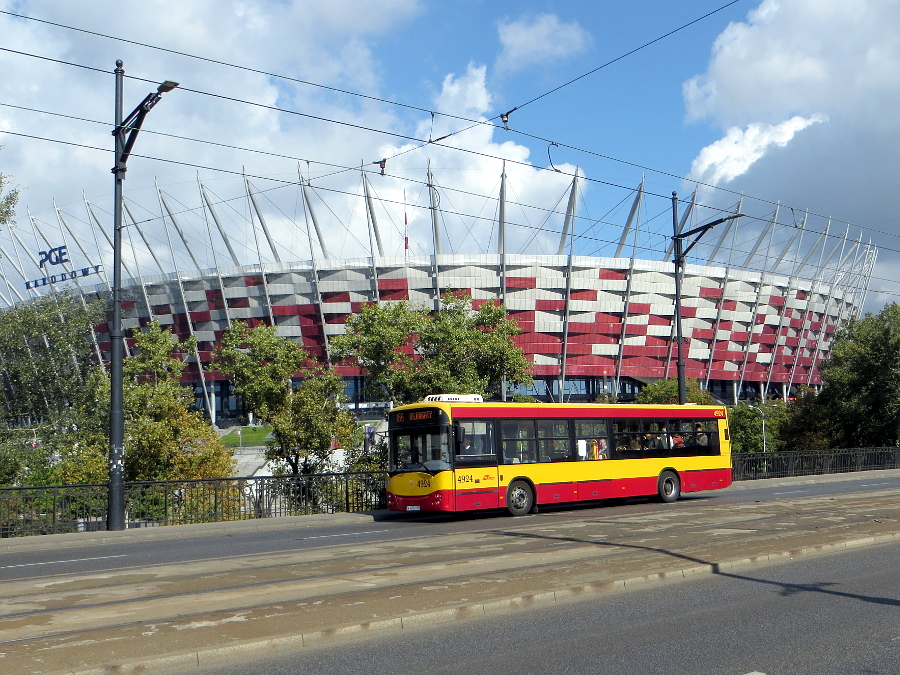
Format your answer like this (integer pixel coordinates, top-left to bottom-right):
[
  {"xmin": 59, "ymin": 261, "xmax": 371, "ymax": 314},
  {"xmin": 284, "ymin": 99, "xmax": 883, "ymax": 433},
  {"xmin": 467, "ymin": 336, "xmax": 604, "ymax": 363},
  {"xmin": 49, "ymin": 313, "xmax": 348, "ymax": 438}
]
[{"xmin": 390, "ymin": 425, "xmax": 452, "ymax": 474}]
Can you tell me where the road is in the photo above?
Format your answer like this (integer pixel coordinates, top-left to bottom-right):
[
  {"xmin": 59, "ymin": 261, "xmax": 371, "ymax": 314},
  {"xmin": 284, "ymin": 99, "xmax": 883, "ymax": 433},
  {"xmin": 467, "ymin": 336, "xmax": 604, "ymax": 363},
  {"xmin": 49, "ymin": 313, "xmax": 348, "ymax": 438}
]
[
  {"xmin": 195, "ymin": 539, "xmax": 900, "ymax": 675},
  {"xmin": 0, "ymin": 470, "xmax": 899, "ymax": 674},
  {"xmin": 3, "ymin": 471, "xmax": 899, "ymax": 577}
]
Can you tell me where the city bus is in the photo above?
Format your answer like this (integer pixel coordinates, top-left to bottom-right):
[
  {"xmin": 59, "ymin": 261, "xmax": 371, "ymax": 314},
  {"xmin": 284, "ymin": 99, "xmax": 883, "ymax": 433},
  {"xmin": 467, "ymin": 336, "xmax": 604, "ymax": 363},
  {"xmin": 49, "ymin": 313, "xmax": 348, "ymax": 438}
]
[{"xmin": 386, "ymin": 395, "xmax": 731, "ymax": 516}]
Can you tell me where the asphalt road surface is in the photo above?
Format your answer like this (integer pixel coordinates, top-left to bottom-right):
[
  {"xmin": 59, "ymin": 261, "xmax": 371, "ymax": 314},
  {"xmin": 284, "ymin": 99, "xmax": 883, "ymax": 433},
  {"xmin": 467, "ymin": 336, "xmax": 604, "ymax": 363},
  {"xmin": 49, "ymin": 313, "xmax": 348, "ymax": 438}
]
[
  {"xmin": 3, "ymin": 470, "xmax": 899, "ymax": 579},
  {"xmin": 1, "ymin": 470, "xmax": 899, "ymax": 674},
  {"xmin": 195, "ymin": 539, "xmax": 900, "ymax": 675}
]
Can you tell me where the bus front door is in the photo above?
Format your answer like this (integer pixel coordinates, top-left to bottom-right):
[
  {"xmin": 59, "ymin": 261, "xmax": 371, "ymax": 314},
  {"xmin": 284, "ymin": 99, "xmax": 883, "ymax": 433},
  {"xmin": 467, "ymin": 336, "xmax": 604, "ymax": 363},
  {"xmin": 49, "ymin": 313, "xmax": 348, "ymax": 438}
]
[{"xmin": 453, "ymin": 465, "xmax": 500, "ymax": 511}]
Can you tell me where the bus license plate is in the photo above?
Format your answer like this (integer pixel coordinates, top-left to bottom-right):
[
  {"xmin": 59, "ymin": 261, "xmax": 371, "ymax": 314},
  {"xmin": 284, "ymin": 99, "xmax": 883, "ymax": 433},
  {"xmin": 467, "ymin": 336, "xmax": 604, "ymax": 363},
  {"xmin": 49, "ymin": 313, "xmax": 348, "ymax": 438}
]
[{"xmin": 406, "ymin": 505, "xmax": 420, "ymax": 511}]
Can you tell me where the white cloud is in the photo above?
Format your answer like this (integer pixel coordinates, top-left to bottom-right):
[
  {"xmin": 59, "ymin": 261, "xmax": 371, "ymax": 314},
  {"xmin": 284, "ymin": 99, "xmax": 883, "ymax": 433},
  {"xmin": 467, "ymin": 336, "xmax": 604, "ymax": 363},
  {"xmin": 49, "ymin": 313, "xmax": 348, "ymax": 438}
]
[
  {"xmin": 683, "ymin": 0, "xmax": 900, "ymax": 310},
  {"xmin": 434, "ymin": 65, "xmax": 493, "ymax": 119},
  {"xmin": 689, "ymin": 114, "xmax": 826, "ymax": 185},
  {"xmin": 496, "ymin": 14, "xmax": 591, "ymax": 74},
  {"xmin": 0, "ymin": 2, "xmax": 579, "ymax": 280}
]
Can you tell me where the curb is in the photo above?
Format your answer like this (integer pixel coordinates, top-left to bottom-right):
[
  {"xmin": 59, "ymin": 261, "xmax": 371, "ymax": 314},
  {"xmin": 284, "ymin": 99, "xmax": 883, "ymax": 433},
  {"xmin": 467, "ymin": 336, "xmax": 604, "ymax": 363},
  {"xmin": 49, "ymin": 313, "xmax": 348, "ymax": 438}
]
[{"xmin": 54, "ymin": 530, "xmax": 900, "ymax": 675}]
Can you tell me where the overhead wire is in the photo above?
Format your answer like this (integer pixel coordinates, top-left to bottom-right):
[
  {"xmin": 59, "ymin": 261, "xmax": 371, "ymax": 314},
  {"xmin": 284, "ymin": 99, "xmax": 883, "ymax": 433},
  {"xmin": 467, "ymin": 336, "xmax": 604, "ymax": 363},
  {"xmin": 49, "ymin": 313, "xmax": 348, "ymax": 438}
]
[{"xmin": 0, "ymin": 35, "xmax": 891, "ymax": 245}]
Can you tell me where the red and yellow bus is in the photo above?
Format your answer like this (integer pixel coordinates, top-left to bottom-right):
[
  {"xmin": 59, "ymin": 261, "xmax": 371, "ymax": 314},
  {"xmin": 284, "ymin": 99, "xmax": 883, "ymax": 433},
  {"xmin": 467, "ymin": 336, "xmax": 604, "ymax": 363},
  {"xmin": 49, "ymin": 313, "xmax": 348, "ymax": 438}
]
[{"xmin": 387, "ymin": 395, "xmax": 731, "ymax": 516}]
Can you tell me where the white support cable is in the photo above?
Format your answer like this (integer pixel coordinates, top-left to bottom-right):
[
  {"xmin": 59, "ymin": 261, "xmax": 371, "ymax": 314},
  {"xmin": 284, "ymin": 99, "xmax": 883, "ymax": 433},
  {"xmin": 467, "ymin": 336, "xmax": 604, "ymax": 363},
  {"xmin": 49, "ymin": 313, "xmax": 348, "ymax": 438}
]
[
  {"xmin": 301, "ymin": 180, "xmax": 330, "ymax": 259},
  {"xmin": 299, "ymin": 178, "xmax": 330, "ymax": 363},
  {"xmin": 197, "ymin": 175, "xmax": 233, "ymax": 331},
  {"xmin": 86, "ymin": 200, "xmax": 135, "ymax": 280},
  {"xmin": 122, "ymin": 214, "xmax": 154, "ymax": 320},
  {"xmin": 736, "ymin": 205, "xmax": 780, "ymax": 400},
  {"xmin": 763, "ymin": 212, "xmax": 810, "ymax": 397},
  {"xmin": 363, "ymin": 173, "xmax": 385, "ymax": 257},
  {"xmin": 703, "ymin": 201, "xmax": 743, "ymax": 393},
  {"xmin": 246, "ymin": 178, "xmax": 282, "ymax": 264},
  {"xmin": 614, "ymin": 180, "xmax": 643, "ymax": 259},
  {"xmin": 557, "ymin": 171, "xmax": 579, "ymax": 256},
  {"xmin": 0, "ymin": 242, "xmax": 32, "ymax": 300},
  {"xmin": 806, "ymin": 227, "xmax": 853, "ymax": 385},
  {"xmin": 7, "ymin": 223, "xmax": 43, "ymax": 299},
  {"xmin": 614, "ymin": 190, "xmax": 643, "ymax": 395},
  {"xmin": 558, "ymin": 173, "xmax": 578, "ymax": 402},
  {"xmin": 124, "ymin": 201, "xmax": 168, "ymax": 275},
  {"xmin": 158, "ymin": 184, "xmax": 203, "ymax": 271},
  {"xmin": 49, "ymin": 205, "xmax": 108, "ymax": 362},
  {"xmin": 242, "ymin": 171, "xmax": 277, "ymax": 328},
  {"xmin": 201, "ymin": 183, "xmax": 241, "ymax": 266},
  {"xmin": 26, "ymin": 209, "xmax": 91, "ymax": 374},
  {"xmin": 156, "ymin": 185, "xmax": 215, "ymax": 416},
  {"xmin": 56, "ymin": 206, "xmax": 110, "ymax": 290}
]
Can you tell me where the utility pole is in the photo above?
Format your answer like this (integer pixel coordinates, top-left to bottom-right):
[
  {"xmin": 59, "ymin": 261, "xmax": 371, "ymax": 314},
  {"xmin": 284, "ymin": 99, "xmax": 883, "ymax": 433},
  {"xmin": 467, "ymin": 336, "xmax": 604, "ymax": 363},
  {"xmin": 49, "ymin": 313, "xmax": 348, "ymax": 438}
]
[
  {"xmin": 108, "ymin": 60, "xmax": 179, "ymax": 531},
  {"xmin": 671, "ymin": 193, "xmax": 742, "ymax": 405}
]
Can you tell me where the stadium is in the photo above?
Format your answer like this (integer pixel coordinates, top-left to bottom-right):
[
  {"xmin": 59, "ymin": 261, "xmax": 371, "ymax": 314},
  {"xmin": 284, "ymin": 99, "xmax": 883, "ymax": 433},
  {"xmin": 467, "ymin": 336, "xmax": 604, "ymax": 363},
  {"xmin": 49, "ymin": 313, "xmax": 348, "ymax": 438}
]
[{"xmin": 2, "ymin": 164, "xmax": 876, "ymax": 421}]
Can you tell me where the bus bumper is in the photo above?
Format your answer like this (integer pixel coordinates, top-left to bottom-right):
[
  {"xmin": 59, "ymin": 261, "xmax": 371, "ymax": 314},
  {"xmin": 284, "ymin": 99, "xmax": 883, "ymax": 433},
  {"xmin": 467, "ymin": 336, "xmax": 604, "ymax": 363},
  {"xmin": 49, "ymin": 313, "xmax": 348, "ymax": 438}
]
[{"xmin": 387, "ymin": 490, "xmax": 454, "ymax": 512}]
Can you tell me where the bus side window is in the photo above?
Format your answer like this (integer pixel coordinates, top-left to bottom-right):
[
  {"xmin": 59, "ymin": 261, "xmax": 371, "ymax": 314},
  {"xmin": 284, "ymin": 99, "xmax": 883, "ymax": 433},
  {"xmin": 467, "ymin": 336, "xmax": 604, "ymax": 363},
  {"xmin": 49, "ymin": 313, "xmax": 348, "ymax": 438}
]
[
  {"xmin": 575, "ymin": 419, "xmax": 612, "ymax": 460},
  {"xmin": 613, "ymin": 419, "xmax": 642, "ymax": 459},
  {"xmin": 455, "ymin": 420, "xmax": 497, "ymax": 465},
  {"xmin": 501, "ymin": 420, "xmax": 536, "ymax": 464},
  {"xmin": 536, "ymin": 420, "xmax": 571, "ymax": 462},
  {"xmin": 694, "ymin": 420, "xmax": 720, "ymax": 455}
]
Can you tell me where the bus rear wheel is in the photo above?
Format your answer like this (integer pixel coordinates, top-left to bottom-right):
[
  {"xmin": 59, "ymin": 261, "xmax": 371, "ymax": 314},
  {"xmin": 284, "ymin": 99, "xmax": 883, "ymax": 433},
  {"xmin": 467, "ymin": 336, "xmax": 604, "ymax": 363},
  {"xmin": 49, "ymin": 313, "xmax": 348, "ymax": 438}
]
[
  {"xmin": 657, "ymin": 471, "xmax": 681, "ymax": 503},
  {"xmin": 506, "ymin": 480, "xmax": 534, "ymax": 516}
]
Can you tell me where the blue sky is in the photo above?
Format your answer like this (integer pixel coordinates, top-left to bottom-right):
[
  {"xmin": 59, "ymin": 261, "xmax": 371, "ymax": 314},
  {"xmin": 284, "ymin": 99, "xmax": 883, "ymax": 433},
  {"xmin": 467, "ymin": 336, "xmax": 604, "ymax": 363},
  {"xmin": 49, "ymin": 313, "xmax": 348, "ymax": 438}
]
[{"xmin": 0, "ymin": 0, "xmax": 897, "ymax": 310}]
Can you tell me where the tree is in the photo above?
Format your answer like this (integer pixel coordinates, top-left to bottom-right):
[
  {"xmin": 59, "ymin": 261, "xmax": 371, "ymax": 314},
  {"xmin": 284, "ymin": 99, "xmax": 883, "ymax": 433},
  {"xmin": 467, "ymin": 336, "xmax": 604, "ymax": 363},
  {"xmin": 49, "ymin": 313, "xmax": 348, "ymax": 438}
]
[
  {"xmin": 213, "ymin": 321, "xmax": 356, "ymax": 476},
  {"xmin": 727, "ymin": 400, "xmax": 788, "ymax": 453},
  {"xmin": 635, "ymin": 377, "xmax": 715, "ymax": 405},
  {"xmin": 814, "ymin": 303, "xmax": 900, "ymax": 447},
  {"xmin": 1, "ymin": 321, "xmax": 235, "ymax": 486},
  {"xmin": 331, "ymin": 293, "xmax": 531, "ymax": 404},
  {"xmin": 0, "ymin": 292, "xmax": 102, "ymax": 424},
  {"xmin": 776, "ymin": 386, "xmax": 830, "ymax": 451},
  {"xmin": 120, "ymin": 322, "xmax": 234, "ymax": 480}
]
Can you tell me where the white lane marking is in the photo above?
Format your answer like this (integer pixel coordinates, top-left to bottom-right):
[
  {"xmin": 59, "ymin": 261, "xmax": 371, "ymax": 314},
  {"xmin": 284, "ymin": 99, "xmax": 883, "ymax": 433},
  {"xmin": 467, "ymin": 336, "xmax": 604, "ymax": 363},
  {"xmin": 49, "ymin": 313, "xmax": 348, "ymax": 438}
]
[
  {"xmin": 0, "ymin": 554, "xmax": 127, "ymax": 570},
  {"xmin": 303, "ymin": 529, "xmax": 390, "ymax": 540},
  {"xmin": 744, "ymin": 672, "xmax": 767, "ymax": 675},
  {"xmin": 773, "ymin": 490, "xmax": 808, "ymax": 495}
]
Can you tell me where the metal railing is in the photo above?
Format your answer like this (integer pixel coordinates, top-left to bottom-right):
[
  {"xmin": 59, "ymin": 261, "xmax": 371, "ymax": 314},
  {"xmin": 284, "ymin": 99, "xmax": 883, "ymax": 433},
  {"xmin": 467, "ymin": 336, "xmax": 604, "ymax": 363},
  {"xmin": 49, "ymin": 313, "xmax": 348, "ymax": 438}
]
[
  {"xmin": 0, "ymin": 472, "xmax": 387, "ymax": 538},
  {"xmin": 3, "ymin": 448, "xmax": 900, "ymax": 538},
  {"xmin": 731, "ymin": 447, "xmax": 900, "ymax": 481}
]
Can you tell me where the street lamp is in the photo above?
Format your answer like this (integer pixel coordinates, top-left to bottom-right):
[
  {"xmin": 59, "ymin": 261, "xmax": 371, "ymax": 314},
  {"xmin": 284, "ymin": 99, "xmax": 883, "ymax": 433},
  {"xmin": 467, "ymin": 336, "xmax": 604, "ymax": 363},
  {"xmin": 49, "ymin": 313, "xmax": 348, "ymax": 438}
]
[
  {"xmin": 671, "ymin": 192, "xmax": 742, "ymax": 405},
  {"xmin": 108, "ymin": 61, "xmax": 179, "ymax": 531},
  {"xmin": 748, "ymin": 404, "xmax": 768, "ymax": 453}
]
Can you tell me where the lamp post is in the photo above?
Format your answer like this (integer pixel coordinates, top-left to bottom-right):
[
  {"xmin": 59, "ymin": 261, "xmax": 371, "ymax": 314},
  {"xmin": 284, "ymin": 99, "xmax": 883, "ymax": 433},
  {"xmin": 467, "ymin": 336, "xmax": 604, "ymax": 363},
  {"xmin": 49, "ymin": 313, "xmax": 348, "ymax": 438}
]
[
  {"xmin": 748, "ymin": 404, "xmax": 768, "ymax": 453},
  {"xmin": 671, "ymin": 192, "xmax": 742, "ymax": 405},
  {"xmin": 108, "ymin": 60, "xmax": 179, "ymax": 531}
]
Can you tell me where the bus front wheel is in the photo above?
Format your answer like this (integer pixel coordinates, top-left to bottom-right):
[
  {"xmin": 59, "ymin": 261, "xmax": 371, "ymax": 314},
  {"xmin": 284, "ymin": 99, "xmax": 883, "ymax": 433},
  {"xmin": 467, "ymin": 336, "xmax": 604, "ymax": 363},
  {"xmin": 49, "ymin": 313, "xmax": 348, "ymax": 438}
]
[
  {"xmin": 506, "ymin": 480, "xmax": 534, "ymax": 516},
  {"xmin": 657, "ymin": 471, "xmax": 681, "ymax": 503}
]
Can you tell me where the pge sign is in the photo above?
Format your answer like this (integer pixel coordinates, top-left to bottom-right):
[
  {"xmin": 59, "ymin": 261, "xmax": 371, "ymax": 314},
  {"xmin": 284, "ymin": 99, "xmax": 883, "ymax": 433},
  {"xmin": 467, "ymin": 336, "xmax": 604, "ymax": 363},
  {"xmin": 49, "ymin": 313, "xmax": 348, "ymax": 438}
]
[
  {"xmin": 39, "ymin": 246, "xmax": 69, "ymax": 268},
  {"xmin": 25, "ymin": 244, "xmax": 103, "ymax": 290}
]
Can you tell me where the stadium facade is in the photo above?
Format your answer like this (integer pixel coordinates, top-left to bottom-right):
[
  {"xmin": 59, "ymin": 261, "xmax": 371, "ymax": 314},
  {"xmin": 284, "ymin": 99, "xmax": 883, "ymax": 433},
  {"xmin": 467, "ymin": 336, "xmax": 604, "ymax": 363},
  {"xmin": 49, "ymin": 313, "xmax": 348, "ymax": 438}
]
[{"xmin": 4, "ymin": 169, "xmax": 876, "ymax": 420}]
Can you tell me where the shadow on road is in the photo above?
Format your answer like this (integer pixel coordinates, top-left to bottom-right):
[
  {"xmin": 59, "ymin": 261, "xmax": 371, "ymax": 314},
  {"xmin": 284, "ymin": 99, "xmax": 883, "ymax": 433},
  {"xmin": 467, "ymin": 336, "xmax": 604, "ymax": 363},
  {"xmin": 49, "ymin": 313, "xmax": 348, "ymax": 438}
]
[{"xmin": 489, "ymin": 529, "xmax": 900, "ymax": 607}]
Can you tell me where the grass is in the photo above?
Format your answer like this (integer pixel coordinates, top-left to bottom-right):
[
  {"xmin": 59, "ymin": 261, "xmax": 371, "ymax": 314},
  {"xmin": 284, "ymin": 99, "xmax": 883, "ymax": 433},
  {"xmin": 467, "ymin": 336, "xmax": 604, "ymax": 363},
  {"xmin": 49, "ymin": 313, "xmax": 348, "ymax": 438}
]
[{"xmin": 221, "ymin": 425, "xmax": 273, "ymax": 447}]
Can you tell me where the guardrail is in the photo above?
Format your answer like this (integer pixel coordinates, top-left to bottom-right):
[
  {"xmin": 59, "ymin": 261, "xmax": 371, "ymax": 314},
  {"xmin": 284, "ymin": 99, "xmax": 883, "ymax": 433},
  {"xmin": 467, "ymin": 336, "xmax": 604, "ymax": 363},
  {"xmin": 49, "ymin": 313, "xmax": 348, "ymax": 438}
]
[
  {"xmin": 2, "ymin": 448, "xmax": 899, "ymax": 537},
  {"xmin": 731, "ymin": 447, "xmax": 900, "ymax": 481},
  {"xmin": 0, "ymin": 472, "xmax": 388, "ymax": 538}
]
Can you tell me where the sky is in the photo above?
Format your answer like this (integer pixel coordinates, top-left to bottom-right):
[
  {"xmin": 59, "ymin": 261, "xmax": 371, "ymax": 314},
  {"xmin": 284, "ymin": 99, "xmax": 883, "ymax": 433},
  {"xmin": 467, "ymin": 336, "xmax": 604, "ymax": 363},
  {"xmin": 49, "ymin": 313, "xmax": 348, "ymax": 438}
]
[{"xmin": 0, "ymin": 0, "xmax": 897, "ymax": 311}]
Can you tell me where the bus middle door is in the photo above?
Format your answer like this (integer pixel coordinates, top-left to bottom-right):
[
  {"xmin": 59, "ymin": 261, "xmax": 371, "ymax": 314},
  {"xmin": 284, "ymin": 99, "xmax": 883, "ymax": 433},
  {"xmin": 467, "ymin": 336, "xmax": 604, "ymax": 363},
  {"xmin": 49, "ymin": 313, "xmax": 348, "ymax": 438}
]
[{"xmin": 454, "ymin": 421, "xmax": 500, "ymax": 511}]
